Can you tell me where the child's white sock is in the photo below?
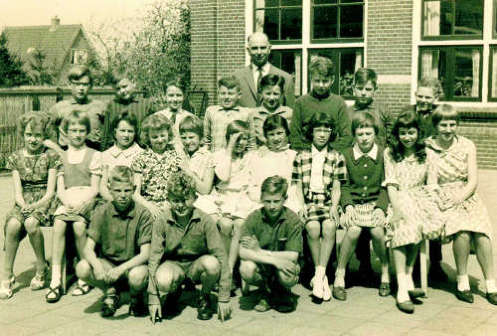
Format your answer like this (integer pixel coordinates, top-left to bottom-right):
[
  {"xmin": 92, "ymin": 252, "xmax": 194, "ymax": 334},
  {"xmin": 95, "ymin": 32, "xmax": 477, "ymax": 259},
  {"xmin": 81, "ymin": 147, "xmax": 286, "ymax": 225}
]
[
  {"xmin": 396, "ymin": 273, "xmax": 409, "ymax": 302},
  {"xmin": 381, "ymin": 264, "xmax": 390, "ymax": 283},
  {"xmin": 486, "ymin": 279, "xmax": 497, "ymax": 293},
  {"xmin": 457, "ymin": 275, "xmax": 470, "ymax": 291},
  {"xmin": 315, "ymin": 266, "xmax": 326, "ymax": 279},
  {"xmin": 405, "ymin": 274, "xmax": 415, "ymax": 291},
  {"xmin": 334, "ymin": 268, "xmax": 346, "ymax": 287}
]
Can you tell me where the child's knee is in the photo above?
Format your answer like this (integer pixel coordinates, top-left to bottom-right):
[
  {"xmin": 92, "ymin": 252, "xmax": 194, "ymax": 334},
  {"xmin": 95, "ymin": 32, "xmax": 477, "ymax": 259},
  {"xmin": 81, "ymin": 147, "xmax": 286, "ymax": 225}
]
[
  {"xmin": 24, "ymin": 217, "xmax": 40, "ymax": 235},
  {"xmin": 53, "ymin": 219, "xmax": 67, "ymax": 236},
  {"xmin": 5, "ymin": 219, "xmax": 22, "ymax": 238},
  {"xmin": 73, "ymin": 222, "xmax": 86, "ymax": 237},
  {"xmin": 239, "ymin": 260, "xmax": 258, "ymax": 281},
  {"xmin": 200, "ymin": 255, "xmax": 220, "ymax": 276},
  {"xmin": 155, "ymin": 267, "xmax": 182, "ymax": 293},
  {"xmin": 305, "ymin": 221, "xmax": 321, "ymax": 239},
  {"xmin": 347, "ymin": 226, "xmax": 362, "ymax": 240},
  {"xmin": 218, "ymin": 218, "xmax": 233, "ymax": 236},
  {"xmin": 322, "ymin": 220, "xmax": 337, "ymax": 238},
  {"xmin": 75, "ymin": 260, "xmax": 92, "ymax": 280},
  {"xmin": 370, "ymin": 227, "xmax": 385, "ymax": 241},
  {"xmin": 278, "ymin": 265, "xmax": 299, "ymax": 288},
  {"xmin": 128, "ymin": 266, "xmax": 148, "ymax": 289}
]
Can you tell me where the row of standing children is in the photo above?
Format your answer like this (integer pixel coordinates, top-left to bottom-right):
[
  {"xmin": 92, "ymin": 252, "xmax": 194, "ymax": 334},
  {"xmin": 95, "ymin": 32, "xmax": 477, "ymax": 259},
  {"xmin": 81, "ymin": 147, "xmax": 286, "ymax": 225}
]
[{"xmin": 1, "ymin": 55, "xmax": 496, "ymax": 319}]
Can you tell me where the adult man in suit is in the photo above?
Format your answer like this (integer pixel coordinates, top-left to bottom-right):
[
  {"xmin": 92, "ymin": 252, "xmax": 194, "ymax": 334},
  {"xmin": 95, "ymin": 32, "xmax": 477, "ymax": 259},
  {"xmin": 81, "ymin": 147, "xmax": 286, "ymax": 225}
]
[{"xmin": 234, "ymin": 32, "xmax": 295, "ymax": 108}]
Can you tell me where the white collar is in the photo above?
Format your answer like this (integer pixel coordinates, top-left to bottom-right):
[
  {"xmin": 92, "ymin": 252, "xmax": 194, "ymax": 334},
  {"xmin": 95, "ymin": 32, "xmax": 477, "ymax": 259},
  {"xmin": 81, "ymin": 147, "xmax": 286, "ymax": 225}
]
[
  {"xmin": 67, "ymin": 145, "xmax": 87, "ymax": 155},
  {"xmin": 311, "ymin": 145, "xmax": 327, "ymax": 157},
  {"xmin": 353, "ymin": 143, "xmax": 378, "ymax": 161},
  {"xmin": 107, "ymin": 143, "xmax": 142, "ymax": 159}
]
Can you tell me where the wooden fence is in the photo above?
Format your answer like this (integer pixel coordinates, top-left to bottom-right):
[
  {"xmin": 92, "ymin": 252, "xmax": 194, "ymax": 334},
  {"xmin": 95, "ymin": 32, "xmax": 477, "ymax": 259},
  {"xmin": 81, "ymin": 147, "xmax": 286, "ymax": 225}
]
[{"xmin": 0, "ymin": 87, "xmax": 209, "ymax": 169}]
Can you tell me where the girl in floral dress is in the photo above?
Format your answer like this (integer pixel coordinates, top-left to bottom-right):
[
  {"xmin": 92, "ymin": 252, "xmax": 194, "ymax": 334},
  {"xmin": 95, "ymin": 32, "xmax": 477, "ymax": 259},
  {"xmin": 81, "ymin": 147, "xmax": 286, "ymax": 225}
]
[
  {"xmin": 384, "ymin": 110, "xmax": 444, "ymax": 314},
  {"xmin": 426, "ymin": 104, "xmax": 497, "ymax": 306},
  {"xmin": 0, "ymin": 112, "xmax": 61, "ymax": 299},
  {"xmin": 131, "ymin": 113, "xmax": 182, "ymax": 219}
]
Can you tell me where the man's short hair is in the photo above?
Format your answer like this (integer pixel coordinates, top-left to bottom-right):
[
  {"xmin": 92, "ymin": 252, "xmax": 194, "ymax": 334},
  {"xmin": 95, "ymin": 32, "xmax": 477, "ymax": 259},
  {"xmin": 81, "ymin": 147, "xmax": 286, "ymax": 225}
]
[
  {"xmin": 309, "ymin": 56, "xmax": 335, "ymax": 78},
  {"xmin": 167, "ymin": 171, "xmax": 196, "ymax": 200},
  {"xmin": 218, "ymin": 75, "xmax": 241, "ymax": 91},
  {"xmin": 68, "ymin": 65, "xmax": 92, "ymax": 85},
  {"xmin": 351, "ymin": 111, "xmax": 379, "ymax": 136},
  {"xmin": 261, "ymin": 175, "xmax": 288, "ymax": 197},
  {"xmin": 108, "ymin": 165, "xmax": 134, "ymax": 185}
]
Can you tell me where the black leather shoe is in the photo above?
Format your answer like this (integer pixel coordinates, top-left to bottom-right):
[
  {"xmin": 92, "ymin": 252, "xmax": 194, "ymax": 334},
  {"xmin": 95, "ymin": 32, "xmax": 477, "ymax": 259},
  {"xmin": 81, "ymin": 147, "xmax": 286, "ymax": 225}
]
[
  {"xmin": 332, "ymin": 286, "xmax": 347, "ymax": 301},
  {"xmin": 396, "ymin": 300, "xmax": 414, "ymax": 314},
  {"xmin": 129, "ymin": 295, "xmax": 147, "ymax": 317},
  {"xmin": 197, "ymin": 295, "xmax": 214, "ymax": 320},
  {"xmin": 455, "ymin": 290, "xmax": 474, "ymax": 303},
  {"xmin": 379, "ymin": 282, "xmax": 391, "ymax": 297},
  {"xmin": 408, "ymin": 289, "xmax": 426, "ymax": 300},
  {"xmin": 486, "ymin": 292, "xmax": 497, "ymax": 305}
]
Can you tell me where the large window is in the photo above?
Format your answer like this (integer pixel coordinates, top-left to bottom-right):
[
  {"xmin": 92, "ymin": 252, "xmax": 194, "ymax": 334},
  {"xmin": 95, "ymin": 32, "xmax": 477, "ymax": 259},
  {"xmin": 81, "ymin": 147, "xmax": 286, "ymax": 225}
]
[
  {"xmin": 312, "ymin": 0, "xmax": 364, "ymax": 41},
  {"xmin": 422, "ymin": 0, "xmax": 483, "ymax": 39},
  {"xmin": 419, "ymin": 46, "xmax": 482, "ymax": 101},
  {"xmin": 253, "ymin": 0, "xmax": 364, "ymax": 97},
  {"xmin": 254, "ymin": 0, "xmax": 302, "ymax": 42}
]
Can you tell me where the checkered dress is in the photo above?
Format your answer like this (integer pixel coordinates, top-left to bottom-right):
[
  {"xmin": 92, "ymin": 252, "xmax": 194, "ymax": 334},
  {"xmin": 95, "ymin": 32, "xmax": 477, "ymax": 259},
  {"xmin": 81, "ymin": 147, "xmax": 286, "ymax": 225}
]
[{"xmin": 292, "ymin": 149, "xmax": 347, "ymax": 222}]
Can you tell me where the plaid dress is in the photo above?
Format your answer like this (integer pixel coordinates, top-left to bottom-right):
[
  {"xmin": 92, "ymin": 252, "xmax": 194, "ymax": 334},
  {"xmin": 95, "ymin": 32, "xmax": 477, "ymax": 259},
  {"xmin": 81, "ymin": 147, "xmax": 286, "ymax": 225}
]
[{"xmin": 292, "ymin": 148, "xmax": 347, "ymax": 223}]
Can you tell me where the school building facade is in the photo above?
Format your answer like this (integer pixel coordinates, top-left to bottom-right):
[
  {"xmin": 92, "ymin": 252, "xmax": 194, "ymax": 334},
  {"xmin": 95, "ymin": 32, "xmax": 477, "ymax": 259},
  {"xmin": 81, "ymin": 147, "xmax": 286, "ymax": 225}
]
[{"xmin": 190, "ymin": 0, "xmax": 497, "ymax": 169}]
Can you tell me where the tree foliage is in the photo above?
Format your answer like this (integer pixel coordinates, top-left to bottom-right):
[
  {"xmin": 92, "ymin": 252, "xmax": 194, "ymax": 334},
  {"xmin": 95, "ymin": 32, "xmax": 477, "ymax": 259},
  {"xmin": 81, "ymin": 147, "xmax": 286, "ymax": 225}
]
[
  {"xmin": 24, "ymin": 48, "xmax": 56, "ymax": 85},
  {"xmin": 0, "ymin": 32, "xmax": 28, "ymax": 87},
  {"xmin": 88, "ymin": 0, "xmax": 191, "ymax": 103}
]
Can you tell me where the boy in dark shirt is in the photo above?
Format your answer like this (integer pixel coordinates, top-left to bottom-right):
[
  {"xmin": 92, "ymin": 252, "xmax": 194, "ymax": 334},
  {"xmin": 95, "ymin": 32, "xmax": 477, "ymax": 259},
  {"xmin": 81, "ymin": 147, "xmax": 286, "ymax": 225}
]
[
  {"xmin": 75, "ymin": 166, "xmax": 152, "ymax": 317},
  {"xmin": 239, "ymin": 175, "xmax": 303, "ymax": 313},
  {"xmin": 147, "ymin": 171, "xmax": 232, "ymax": 323}
]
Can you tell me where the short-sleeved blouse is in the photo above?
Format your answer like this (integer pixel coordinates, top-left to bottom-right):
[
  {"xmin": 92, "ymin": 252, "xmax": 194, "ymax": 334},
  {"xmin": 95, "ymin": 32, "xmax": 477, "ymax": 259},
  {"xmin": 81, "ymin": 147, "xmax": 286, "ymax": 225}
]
[
  {"xmin": 102, "ymin": 143, "xmax": 144, "ymax": 171},
  {"xmin": 131, "ymin": 149, "xmax": 182, "ymax": 204},
  {"xmin": 7, "ymin": 148, "xmax": 62, "ymax": 186}
]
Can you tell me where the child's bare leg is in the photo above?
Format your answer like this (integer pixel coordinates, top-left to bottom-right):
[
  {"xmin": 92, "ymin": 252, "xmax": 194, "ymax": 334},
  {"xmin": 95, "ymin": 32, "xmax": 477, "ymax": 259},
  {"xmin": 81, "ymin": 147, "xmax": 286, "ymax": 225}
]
[
  {"xmin": 50, "ymin": 219, "xmax": 67, "ymax": 288},
  {"xmin": 228, "ymin": 219, "xmax": 244, "ymax": 271},
  {"xmin": 218, "ymin": 217, "xmax": 233, "ymax": 258},
  {"xmin": 453, "ymin": 231, "xmax": 471, "ymax": 291},
  {"xmin": 319, "ymin": 219, "xmax": 336, "ymax": 268},
  {"xmin": 393, "ymin": 246, "xmax": 408, "ymax": 302},
  {"xmin": 73, "ymin": 221, "xmax": 87, "ymax": 260},
  {"xmin": 2, "ymin": 218, "xmax": 23, "ymax": 280},
  {"xmin": 334, "ymin": 226, "xmax": 362, "ymax": 287},
  {"xmin": 305, "ymin": 221, "xmax": 321, "ymax": 267},
  {"xmin": 474, "ymin": 233, "xmax": 497, "ymax": 293},
  {"xmin": 405, "ymin": 243, "xmax": 420, "ymax": 291},
  {"xmin": 24, "ymin": 217, "xmax": 46, "ymax": 272},
  {"xmin": 370, "ymin": 227, "xmax": 389, "ymax": 284}
]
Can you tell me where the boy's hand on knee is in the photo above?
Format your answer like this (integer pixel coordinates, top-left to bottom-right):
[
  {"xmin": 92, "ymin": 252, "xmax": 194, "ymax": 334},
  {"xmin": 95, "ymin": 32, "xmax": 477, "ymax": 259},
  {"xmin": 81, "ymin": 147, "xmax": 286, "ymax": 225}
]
[
  {"xmin": 94, "ymin": 263, "xmax": 106, "ymax": 281},
  {"xmin": 105, "ymin": 266, "xmax": 124, "ymax": 283},
  {"xmin": 274, "ymin": 259, "xmax": 297, "ymax": 277},
  {"xmin": 217, "ymin": 301, "xmax": 232, "ymax": 322}
]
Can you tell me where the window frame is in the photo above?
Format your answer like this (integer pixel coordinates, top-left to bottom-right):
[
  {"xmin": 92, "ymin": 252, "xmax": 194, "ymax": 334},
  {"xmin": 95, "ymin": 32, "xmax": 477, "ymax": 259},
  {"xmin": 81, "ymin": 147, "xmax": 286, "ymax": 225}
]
[
  {"xmin": 71, "ymin": 49, "xmax": 88, "ymax": 65},
  {"xmin": 310, "ymin": 0, "xmax": 365, "ymax": 43},
  {"xmin": 421, "ymin": 0, "xmax": 484, "ymax": 41},
  {"xmin": 418, "ymin": 45, "xmax": 483, "ymax": 102},
  {"xmin": 489, "ymin": 45, "xmax": 497, "ymax": 101}
]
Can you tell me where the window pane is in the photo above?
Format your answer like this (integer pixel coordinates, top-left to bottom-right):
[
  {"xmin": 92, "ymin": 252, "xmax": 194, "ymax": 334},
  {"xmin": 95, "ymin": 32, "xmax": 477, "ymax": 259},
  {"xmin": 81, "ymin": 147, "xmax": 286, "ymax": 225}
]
[
  {"xmin": 255, "ymin": 9, "xmax": 279, "ymax": 40},
  {"xmin": 423, "ymin": 0, "xmax": 483, "ymax": 37},
  {"xmin": 314, "ymin": 0, "xmax": 337, "ymax": 4},
  {"xmin": 313, "ymin": 6, "xmax": 338, "ymax": 39},
  {"xmin": 491, "ymin": 48, "xmax": 497, "ymax": 98},
  {"xmin": 454, "ymin": 0, "xmax": 483, "ymax": 35},
  {"xmin": 453, "ymin": 48, "xmax": 480, "ymax": 98},
  {"xmin": 255, "ymin": 0, "xmax": 279, "ymax": 8},
  {"xmin": 340, "ymin": 0, "xmax": 362, "ymax": 3},
  {"xmin": 269, "ymin": 50, "xmax": 302, "ymax": 96},
  {"xmin": 420, "ymin": 49, "xmax": 448, "ymax": 98},
  {"xmin": 281, "ymin": 8, "xmax": 302, "ymax": 40},
  {"xmin": 339, "ymin": 50, "xmax": 363, "ymax": 96},
  {"xmin": 285, "ymin": 0, "xmax": 302, "ymax": 6},
  {"xmin": 340, "ymin": 5, "xmax": 363, "ymax": 38}
]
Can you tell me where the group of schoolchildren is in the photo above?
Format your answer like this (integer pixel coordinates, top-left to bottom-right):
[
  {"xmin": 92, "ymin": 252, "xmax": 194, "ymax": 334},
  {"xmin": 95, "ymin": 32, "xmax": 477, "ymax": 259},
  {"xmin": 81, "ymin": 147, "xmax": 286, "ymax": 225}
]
[{"xmin": 1, "ymin": 55, "xmax": 496, "ymax": 325}]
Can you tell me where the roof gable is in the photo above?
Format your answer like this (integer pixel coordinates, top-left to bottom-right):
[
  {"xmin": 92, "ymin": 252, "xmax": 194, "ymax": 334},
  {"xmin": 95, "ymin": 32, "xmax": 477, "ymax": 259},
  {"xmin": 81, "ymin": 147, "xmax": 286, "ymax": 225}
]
[{"xmin": 3, "ymin": 24, "xmax": 84, "ymax": 73}]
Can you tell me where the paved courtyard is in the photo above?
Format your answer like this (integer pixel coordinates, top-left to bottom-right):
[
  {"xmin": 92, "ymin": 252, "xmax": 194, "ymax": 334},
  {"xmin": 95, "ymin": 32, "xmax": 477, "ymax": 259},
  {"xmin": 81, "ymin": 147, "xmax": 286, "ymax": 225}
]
[{"xmin": 1, "ymin": 171, "xmax": 497, "ymax": 336}]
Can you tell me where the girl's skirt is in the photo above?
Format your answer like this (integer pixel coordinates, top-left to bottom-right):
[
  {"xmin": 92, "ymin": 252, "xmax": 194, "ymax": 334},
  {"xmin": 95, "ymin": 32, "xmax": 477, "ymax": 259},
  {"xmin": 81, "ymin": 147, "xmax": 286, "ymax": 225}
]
[{"xmin": 340, "ymin": 201, "xmax": 385, "ymax": 229}]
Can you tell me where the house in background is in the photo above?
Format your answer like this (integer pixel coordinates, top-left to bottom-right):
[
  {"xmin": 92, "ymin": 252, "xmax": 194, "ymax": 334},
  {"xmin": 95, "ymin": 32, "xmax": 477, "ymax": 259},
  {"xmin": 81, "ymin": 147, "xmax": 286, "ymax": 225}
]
[
  {"xmin": 189, "ymin": 0, "xmax": 497, "ymax": 169},
  {"xmin": 3, "ymin": 16, "xmax": 98, "ymax": 84}
]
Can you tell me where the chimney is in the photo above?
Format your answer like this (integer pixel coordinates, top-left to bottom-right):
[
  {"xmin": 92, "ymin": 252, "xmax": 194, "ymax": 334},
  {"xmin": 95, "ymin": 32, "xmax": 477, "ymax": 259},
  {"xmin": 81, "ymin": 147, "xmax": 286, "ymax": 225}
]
[{"xmin": 49, "ymin": 16, "xmax": 60, "ymax": 32}]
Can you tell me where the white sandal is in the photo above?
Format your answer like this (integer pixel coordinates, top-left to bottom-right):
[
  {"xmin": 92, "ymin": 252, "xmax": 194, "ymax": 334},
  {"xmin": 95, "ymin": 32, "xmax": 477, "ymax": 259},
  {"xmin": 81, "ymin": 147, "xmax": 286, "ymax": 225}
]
[
  {"xmin": 30, "ymin": 267, "xmax": 48, "ymax": 291},
  {"xmin": 0, "ymin": 276, "xmax": 15, "ymax": 300}
]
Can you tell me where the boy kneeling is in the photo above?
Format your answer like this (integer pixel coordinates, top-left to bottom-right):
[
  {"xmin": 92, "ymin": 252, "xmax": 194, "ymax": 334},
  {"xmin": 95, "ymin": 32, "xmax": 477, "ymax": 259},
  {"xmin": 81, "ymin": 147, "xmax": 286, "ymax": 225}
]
[
  {"xmin": 76, "ymin": 166, "xmax": 152, "ymax": 317},
  {"xmin": 239, "ymin": 176, "xmax": 303, "ymax": 313},
  {"xmin": 147, "ymin": 171, "xmax": 232, "ymax": 323}
]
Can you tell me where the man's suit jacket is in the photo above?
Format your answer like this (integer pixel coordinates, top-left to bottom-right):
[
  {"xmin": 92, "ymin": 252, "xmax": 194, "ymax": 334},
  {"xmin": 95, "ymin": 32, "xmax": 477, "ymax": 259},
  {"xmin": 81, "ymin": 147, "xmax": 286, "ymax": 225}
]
[{"xmin": 233, "ymin": 64, "xmax": 296, "ymax": 108}]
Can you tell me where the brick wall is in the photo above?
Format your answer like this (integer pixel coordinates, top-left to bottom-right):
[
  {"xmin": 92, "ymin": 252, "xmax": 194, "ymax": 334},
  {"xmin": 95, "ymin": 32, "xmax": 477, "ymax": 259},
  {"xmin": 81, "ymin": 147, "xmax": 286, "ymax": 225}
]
[
  {"xmin": 367, "ymin": 0, "xmax": 413, "ymax": 115},
  {"xmin": 191, "ymin": 0, "xmax": 246, "ymax": 106}
]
